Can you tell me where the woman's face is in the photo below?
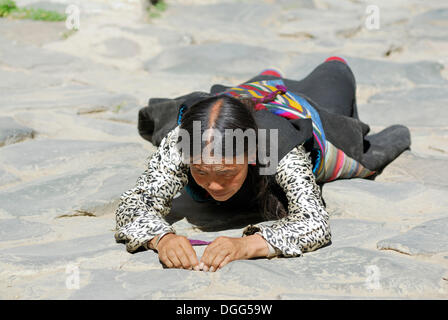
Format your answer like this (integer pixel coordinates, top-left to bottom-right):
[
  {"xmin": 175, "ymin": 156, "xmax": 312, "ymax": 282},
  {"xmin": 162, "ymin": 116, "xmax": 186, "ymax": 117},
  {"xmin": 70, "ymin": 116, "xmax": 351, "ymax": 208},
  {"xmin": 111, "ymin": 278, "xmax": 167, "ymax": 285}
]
[{"xmin": 190, "ymin": 158, "xmax": 249, "ymax": 201}]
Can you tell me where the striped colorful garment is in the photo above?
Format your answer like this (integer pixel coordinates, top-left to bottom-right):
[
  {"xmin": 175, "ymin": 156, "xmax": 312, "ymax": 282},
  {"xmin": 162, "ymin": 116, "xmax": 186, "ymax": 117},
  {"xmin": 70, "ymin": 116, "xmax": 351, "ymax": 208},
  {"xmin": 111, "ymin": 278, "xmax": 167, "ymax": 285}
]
[{"xmin": 219, "ymin": 79, "xmax": 375, "ymax": 183}]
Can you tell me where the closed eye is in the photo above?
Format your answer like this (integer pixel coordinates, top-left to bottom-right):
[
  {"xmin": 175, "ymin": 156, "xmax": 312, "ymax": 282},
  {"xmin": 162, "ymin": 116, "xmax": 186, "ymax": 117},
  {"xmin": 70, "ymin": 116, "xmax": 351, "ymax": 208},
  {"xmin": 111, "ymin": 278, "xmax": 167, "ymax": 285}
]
[
  {"xmin": 191, "ymin": 168, "xmax": 208, "ymax": 176},
  {"xmin": 216, "ymin": 171, "xmax": 237, "ymax": 177}
]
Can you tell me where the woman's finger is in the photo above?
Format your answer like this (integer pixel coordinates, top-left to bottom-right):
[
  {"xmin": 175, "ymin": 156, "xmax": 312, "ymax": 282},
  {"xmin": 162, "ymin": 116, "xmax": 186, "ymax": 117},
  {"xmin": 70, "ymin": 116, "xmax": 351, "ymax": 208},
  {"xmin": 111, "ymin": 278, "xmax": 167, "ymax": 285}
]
[
  {"xmin": 200, "ymin": 243, "xmax": 221, "ymax": 267},
  {"xmin": 200, "ymin": 247, "xmax": 213, "ymax": 267},
  {"xmin": 180, "ymin": 241, "xmax": 200, "ymax": 270},
  {"xmin": 210, "ymin": 252, "xmax": 230, "ymax": 272},
  {"xmin": 218, "ymin": 255, "xmax": 232, "ymax": 270},
  {"xmin": 176, "ymin": 248, "xmax": 192, "ymax": 269},
  {"xmin": 167, "ymin": 249, "xmax": 183, "ymax": 269},
  {"xmin": 205, "ymin": 237, "xmax": 226, "ymax": 251},
  {"xmin": 159, "ymin": 252, "xmax": 173, "ymax": 268}
]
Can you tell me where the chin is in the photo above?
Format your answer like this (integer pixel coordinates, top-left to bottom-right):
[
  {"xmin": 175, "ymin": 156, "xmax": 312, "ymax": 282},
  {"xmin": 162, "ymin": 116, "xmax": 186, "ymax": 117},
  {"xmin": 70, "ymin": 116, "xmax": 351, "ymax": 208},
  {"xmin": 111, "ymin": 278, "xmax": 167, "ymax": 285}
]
[{"xmin": 210, "ymin": 192, "xmax": 233, "ymax": 201}]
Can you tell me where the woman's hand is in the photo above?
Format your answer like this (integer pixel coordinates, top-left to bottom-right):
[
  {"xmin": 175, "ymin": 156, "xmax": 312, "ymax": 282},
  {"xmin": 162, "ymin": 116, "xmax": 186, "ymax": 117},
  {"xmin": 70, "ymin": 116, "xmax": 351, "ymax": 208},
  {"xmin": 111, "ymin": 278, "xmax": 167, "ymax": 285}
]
[
  {"xmin": 199, "ymin": 234, "xmax": 270, "ymax": 272},
  {"xmin": 156, "ymin": 234, "xmax": 200, "ymax": 270}
]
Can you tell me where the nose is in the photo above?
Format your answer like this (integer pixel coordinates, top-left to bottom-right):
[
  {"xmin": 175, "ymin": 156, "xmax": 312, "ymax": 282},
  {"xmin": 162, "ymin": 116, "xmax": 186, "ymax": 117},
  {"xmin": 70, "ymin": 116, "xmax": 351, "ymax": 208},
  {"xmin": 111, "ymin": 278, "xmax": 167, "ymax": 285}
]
[{"xmin": 206, "ymin": 180, "xmax": 225, "ymax": 192}]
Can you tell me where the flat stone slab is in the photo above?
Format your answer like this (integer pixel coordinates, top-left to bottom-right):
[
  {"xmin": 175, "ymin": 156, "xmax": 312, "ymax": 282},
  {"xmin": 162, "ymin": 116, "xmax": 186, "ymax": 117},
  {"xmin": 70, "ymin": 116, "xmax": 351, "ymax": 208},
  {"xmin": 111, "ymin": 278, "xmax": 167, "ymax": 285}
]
[
  {"xmin": 0, "ymin": 168, "xmax": 20, "ymax": 188},
  {"xmin": 287, "ymin": 54, "xmax": 447, "ymax": 88},
  {"xmin": 276, "ymin": 8, "xmax": 361, "ymax": 41},
  {"xmin": 0, "ymin": 139, "xmax": 148, "ymax": 218},
  {"xmin": 4, "ymin": 244, "xmax": 445, "ymax": 299},
  {"xmin": 76, "ymin": 98, "xmax": 141, "ymax": 124},
  {"xmin": 121, "ymin": 25, "xmax": 196, "ymax": 48},
  {"xmin": 214, "ymin": 246, "xmax": 447, "ymax": 299},
  {"xmin": 276, "ymin": 0, "xmax": 315, "ymax": 9},
  {"xmin": 0, "ymin": 69, "xmax": 62, "ymax": 95},
  {"xmin": 0, "ymin": 233, "xmax": 118, "ymax": 266},
  {"xmin": 0, "ymin": 19, "xmax": 66, "ymax": 47},
  {"xmin": 159, "ymin": 2, "xmax": 281, "ymax": 43},
  {"xmin": 375, "ymin": 151, "xmax": 448, "ymax": 189},
  {"xmin": 377, "ymin": 217, "xmax": 448, "ymax": 256},
  {"xmin": 360, "ymin": 86, "xmax": 448, "ymax": 127},
  {"xmin": 0, "ymin": 117, "xmax": 34, "ymax": 146},
  {"xmin": 327, "ymin": 219, "xmax": 397, "ymax": 249},
  {"xmin": 405, "ymin": 127, "xmax": 448, "ymax": 159},
  {"xmin": 72, "ymin": 114, "xmax": 140, "ymax": 138},
  {"xmin": 144, "ymin": 43, "xmax": 290, "ymax": 78},
  {"xmin": 0, "ymin": 218, "xmax": 51, "ymax": 242},
  {"xmin": 0, "ymin": 34, "xmax": 144, "ymax": 98},
  {"xmin": 322, "ymin": 179, "xmax": 448, "ymax": 227},
  {"xmin": 0, "ymin": 83, "xmax": 138, "ymax": 112},
  {"xmin": 351, "ymin": 58, "xmax": 447, "ymax": 87},
  {"xmin": 0, "ymin": 164, "xmax": 143, "ymax": 218},
  {"xmin": 409, "ymin": 8, "xmax": 448, "ymax": 40},
  {"xmin": 68, "ymin": 268, "xmax": 213, "ymax": 300},
  {"xmin": 370, "ymin": 86, "xmax": 448, "ymax": 104},
  {"xmin": 0, "ymin": 139, "xmax": 143, "ymax": 172},
  {"xmin": 97, "ymin": 37, "xmax": 141, "ymax": 59},
  {"xmin": 99, "ymin": 110, "xmax": 139, "ymax": 124},
  {"xmin": 0, "ymin": 34, "xmax": 77, "ymax": 72}
]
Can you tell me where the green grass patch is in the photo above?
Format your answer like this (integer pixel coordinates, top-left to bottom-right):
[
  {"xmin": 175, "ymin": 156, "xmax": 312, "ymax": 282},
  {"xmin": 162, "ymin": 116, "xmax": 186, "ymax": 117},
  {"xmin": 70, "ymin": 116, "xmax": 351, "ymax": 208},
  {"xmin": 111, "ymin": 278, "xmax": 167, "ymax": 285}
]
[
  {"xmin": 0, "ymin": 0, "xmax": 17, "ymax": 17},
  {"xmin": 154, "ymin": 0, "xmax": 167, "ymax": 12},
  {"xmin": 9, "ymin": 8, "xmax": 66, "ymax": 21},
  {"xmin": 0, "ymin": 0, "xmax": 66, "ymax": 21},
  {"xmin": 112, "ymin": 103, "xmax": 124, "ymax": 113},
  {"xmin": 146, "ymin": 0, "xmax": 167, "ymax": 20}
]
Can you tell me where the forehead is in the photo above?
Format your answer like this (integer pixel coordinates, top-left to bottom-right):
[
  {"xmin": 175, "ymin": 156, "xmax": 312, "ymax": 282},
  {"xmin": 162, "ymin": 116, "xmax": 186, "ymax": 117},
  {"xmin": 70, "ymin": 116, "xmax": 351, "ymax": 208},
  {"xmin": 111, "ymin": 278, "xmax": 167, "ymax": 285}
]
[
  {"xmin": 189, "ymin": 154, "xmax": 248, "ymax": 168},
  {"xmin": 191, "ymin": 162, "xmax": 243, "ymax": 171}
]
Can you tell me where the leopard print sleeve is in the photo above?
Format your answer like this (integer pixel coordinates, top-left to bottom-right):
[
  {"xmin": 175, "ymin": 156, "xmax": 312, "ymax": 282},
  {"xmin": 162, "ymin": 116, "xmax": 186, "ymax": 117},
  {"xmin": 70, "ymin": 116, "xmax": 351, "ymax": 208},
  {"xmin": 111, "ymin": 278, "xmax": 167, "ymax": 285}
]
[
  {"xmin": 242, "ymin": 144, "xmax": 331, "ymax": 257},
  {"xmin": 114, "ymin": 126, "xmax": 189, "ymax": 253}
]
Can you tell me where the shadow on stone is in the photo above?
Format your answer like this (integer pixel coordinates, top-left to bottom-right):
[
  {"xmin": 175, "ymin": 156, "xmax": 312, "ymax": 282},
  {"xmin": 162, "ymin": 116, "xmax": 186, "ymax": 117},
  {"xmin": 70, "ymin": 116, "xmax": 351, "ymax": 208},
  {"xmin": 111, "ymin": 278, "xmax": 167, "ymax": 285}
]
[{"xmin": 167, "ymin": 192, "xmax": 264, "ymax": 232}]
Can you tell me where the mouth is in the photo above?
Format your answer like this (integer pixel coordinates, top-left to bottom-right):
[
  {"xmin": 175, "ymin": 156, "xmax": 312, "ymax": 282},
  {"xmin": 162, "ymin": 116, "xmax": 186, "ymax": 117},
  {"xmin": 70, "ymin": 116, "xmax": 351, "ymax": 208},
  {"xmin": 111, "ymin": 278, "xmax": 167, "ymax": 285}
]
[{"xmin": 209, "ymin": 191, "xmax": 229, "ymax": 198}]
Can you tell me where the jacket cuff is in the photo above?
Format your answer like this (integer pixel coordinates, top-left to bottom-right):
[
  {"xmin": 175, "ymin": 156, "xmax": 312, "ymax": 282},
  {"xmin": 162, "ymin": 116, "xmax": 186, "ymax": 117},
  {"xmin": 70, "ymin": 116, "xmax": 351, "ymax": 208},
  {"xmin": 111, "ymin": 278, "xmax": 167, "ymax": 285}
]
[
  {"xmin": 242, "ymin": 223, "xmax": 303, "ymax": 257},
  {"xmin": 115, "ymin": 223, "xmax": 176, "ymax": 253},
  {"xmin": 258, "ymin": 232, "xmax": 281, "ymax": 258}
]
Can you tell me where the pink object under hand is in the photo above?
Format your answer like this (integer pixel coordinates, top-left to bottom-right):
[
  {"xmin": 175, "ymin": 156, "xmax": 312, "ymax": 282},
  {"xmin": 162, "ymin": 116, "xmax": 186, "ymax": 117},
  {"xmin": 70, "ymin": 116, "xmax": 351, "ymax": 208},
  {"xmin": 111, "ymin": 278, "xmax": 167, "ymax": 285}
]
[{"xmin": 188, "ymin": 239, "xmax": 212, "ymax": 246}]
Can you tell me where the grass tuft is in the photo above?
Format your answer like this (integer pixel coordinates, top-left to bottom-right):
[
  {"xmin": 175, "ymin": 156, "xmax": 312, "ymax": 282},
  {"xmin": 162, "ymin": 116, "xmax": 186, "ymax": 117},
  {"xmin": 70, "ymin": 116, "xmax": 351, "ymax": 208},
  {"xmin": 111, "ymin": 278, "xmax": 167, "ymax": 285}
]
[
  {"xmin": 0, "ymin": 0, "xmax": 66, "ymax": 21},
  {"xmin": 112, "ymin": 103, "xmax": 124, "ymax": 113},
  {"xmin": 0, "ymin": 0, "xmax": 17, "ymax": 17},
  {"xmin": 146, "ymin": 0, "xmax": 167, "ymax": 20}
]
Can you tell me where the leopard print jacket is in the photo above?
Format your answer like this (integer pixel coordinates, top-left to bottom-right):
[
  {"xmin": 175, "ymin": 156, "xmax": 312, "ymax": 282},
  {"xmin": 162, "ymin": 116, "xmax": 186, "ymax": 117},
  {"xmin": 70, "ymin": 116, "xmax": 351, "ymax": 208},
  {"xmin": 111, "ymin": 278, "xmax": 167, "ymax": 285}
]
[{"xmin": 115, "ymin": 126, "xmax": 331, "ymax": 257}]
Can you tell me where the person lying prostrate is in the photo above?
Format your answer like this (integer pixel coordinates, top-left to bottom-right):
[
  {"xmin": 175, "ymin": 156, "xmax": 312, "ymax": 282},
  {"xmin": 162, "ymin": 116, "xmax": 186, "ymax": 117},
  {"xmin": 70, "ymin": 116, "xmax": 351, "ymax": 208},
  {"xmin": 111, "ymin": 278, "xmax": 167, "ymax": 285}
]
[{"xmin": 114, "ymin": 57, "xmax": 411, "ymax": 272}]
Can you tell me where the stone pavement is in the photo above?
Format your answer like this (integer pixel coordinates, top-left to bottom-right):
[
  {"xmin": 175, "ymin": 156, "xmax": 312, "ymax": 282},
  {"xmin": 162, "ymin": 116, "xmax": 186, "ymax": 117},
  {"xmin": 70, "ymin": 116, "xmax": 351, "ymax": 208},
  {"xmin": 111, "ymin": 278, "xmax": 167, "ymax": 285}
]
[{"xmin": 0, "ymin": 0, "xmax": 447, "ymax": 299}]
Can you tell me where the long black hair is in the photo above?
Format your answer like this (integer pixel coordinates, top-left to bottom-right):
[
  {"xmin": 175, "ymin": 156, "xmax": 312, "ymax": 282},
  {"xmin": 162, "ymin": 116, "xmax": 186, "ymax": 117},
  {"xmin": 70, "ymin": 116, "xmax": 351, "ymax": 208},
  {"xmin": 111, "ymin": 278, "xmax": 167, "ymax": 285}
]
[{"xmin": 178, "ymin": 94, "xmax": 288, "ymax": 220}]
